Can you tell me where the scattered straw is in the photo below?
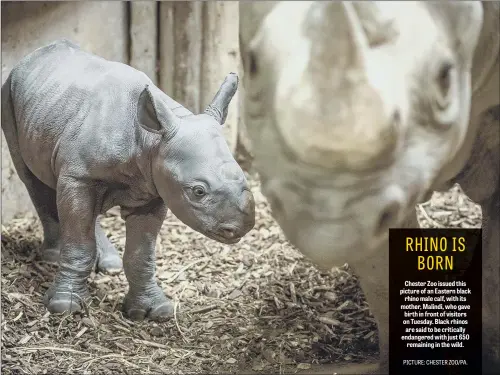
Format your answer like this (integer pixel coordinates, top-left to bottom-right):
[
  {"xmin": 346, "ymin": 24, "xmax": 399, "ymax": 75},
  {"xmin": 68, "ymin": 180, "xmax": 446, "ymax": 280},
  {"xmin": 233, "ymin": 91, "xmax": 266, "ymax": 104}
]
[
  {"xmin": 1, "ymin": 175, "xmax": 481, "ymax": 374},
  {"xmin": 173, "ymin": 301, "xmax": 188, "ymax": 344},
  {"xmin": 417, "ymin": 203, "xmax": 443, "ymax": 228}
]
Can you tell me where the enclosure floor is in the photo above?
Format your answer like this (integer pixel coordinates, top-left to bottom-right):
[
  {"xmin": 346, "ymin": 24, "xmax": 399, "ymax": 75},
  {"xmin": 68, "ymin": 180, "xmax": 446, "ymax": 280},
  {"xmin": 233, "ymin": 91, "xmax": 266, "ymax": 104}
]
[{"xmin": 1, "ymin": 174, "xmax": 481, "ymax": 374}]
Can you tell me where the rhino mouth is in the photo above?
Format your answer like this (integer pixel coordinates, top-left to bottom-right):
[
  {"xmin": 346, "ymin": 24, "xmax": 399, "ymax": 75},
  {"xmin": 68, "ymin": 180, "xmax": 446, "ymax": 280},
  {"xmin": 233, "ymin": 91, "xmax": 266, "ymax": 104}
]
[{"xmin": 205, "ymin": 230, "xmax": 242, "ymax": 245}]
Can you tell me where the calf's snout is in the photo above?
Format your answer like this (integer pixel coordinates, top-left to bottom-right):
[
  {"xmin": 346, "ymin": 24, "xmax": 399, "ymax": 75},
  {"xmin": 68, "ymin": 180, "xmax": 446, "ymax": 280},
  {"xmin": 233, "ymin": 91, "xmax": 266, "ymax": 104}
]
[{"xmin": 215, "ymin": 188, "xmax": 255, "ymax": 242}]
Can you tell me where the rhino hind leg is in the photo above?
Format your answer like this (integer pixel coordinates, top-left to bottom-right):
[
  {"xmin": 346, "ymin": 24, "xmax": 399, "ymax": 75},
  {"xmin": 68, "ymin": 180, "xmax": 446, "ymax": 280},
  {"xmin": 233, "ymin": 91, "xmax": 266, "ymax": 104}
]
[
  {"xmin": 2, "ymin": 77, "xmax": 121, "ymax": 275},
  {"xmin": 2, "ymin": 79, "xmax": 61, "ymax": 263},
  {"xmin": 0, "ymin": 148, "xmax": 88, "ymax": 315},
  {"xmin": 36, "ymin": 190, "xmax": 61, "ymax": 264},
  {"xmin": 13, "ymin": 173, "xmax": 62, "ymax": 264},
  {"xmin": 23, "ymin": 179, "xmax": 60, "ymax": 264},
  {"xmin": 11, "ymin": 169, "xmax": 122, "ymax": 275},
  {"xmin": 94, "ymin": 217, "xmax": 123, "ymax": 275}
]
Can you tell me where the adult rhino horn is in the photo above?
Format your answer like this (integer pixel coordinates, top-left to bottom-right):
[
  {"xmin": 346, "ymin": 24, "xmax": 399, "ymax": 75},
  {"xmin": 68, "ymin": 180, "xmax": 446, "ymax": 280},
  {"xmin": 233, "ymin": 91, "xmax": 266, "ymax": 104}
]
[
  {"xmin": 306, "ymin": 2, "xmax": 368, "ymax": 77},
  {"xmin": 278, "ymin": 2, "xmax": 399, "ymax": 170},
  {"xmin": 204, "ymin": 72, "xmax": 239, "ymax": 125}
]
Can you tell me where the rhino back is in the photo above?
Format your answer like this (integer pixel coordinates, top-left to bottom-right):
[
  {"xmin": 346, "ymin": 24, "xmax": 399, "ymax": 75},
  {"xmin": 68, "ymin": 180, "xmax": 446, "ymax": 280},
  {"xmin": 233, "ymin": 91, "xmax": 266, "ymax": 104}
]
[{"xmin": 8, "ymin": 40, "xmax": 168, "ymax": 188}]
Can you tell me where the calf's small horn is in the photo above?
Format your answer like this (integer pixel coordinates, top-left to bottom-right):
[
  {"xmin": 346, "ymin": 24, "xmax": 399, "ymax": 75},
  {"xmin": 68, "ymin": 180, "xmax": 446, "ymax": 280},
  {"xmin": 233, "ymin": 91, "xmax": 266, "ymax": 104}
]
[{"xmin": 204, "ymin": 72, "xmax": 239, "ymax": 125}]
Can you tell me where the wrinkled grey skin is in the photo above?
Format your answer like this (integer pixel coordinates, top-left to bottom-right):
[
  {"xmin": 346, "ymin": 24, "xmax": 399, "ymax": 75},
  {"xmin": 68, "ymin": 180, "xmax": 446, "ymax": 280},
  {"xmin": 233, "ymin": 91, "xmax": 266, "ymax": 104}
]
[
  {"xmin": 240, "ymin": 2, "xmax": 498, "ymax": 373},
  {"xmin": 1, "ymin": 39, "xmax": 255, "ymax": 321}
]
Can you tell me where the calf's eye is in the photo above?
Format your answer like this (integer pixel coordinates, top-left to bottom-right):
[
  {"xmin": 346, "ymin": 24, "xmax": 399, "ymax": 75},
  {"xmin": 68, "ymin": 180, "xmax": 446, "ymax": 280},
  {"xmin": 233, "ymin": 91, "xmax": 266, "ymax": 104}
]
[{"xmin": 192, "ymin": 186, "xmax": 206, "ymax": 197}]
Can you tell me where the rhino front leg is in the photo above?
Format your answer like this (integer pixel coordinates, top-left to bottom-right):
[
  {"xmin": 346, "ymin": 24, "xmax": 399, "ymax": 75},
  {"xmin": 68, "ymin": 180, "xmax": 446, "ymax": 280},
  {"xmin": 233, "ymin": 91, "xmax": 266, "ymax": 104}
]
[
  {"xmin": 351, "ymin": 211, "xmax": 420, "ymax": 374},
  {"xmin": 43, "ymin": 177, "xmax": 98, "ymax": 314},
  {"xmin": 481, "ymin": 193, "xmax": 499, "ymax": 373},
  {"xmin": 121, "ymin": 198, "xmax": 174, "ymax": 321}
]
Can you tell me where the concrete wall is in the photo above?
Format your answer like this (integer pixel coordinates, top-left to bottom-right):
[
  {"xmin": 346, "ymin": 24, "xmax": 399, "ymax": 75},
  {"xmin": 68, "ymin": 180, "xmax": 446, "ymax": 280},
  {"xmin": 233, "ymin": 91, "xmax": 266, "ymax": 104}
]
[{"xmin": 1, "ymin": 1, "xmax": 241, "ymax": 224}]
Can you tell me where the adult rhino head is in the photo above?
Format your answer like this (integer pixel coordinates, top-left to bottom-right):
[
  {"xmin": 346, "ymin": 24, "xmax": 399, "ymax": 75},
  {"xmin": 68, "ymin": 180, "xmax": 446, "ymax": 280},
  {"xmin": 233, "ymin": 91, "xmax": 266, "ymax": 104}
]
[{"xmin": 239, "ymin": 1, "xmax": 485, "ymax": 267}]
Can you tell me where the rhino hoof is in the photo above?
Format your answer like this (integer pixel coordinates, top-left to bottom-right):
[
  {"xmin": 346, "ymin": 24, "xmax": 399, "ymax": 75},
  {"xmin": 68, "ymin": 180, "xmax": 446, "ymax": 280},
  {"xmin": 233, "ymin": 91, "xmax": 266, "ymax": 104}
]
[
  {"xmin": 47, "ymin": 298, "xmax": 82, "ymax": 314},
  {"xmin": 125, "ymin": 302, "xmax": 174, "ymax": 322},
  {"xmin": 123, "ymin": 293, "xmax": 174, "ymax": 322},
  {"xmin": 96, "ymin": 253, "xmax": 123, "ymax": 275},
  {"xmin": 44, "ymin": 292, "xmax": 85, "ymax": 314},
  {"xmin": 149, "ymin": 302, "xmax": 175, "ymax": 321},
  {"xmin": 43, "ymin": 282, "xmax": 90, "ymax": 315}
]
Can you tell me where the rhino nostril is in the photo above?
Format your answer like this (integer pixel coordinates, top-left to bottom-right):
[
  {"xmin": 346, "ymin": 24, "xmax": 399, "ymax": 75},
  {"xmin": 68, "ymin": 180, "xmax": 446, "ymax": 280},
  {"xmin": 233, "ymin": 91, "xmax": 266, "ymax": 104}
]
[
  {"xmin": 375, "ymin": 200, "xmax": 401, "ymax": 237},
  {"xmin": 221, "ymin": 228, "xmax": 235, "ymax": 239}
]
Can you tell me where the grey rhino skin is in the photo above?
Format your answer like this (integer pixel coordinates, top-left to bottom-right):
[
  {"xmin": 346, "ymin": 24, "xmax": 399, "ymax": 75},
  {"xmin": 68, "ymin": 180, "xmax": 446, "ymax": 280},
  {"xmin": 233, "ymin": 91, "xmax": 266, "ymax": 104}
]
[{"xmin": 1, "ymin": 39, "xmax": 255, "ymax": 321}]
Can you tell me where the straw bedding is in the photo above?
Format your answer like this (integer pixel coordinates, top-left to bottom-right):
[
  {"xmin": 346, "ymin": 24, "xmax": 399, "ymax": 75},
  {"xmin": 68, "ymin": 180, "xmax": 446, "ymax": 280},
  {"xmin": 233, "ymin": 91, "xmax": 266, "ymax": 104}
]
[{"xmin": 1, "ymin": 171, "xmax": 481, "ymax": 374}]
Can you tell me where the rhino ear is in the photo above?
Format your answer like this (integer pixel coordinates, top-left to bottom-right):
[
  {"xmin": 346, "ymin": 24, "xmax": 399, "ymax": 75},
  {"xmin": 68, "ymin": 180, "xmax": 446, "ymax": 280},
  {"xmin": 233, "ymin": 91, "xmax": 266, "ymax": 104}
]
[
  {"xmin": 137, "ymin": 85, "xmax": 179, "ymax": 134},
  {"xmin": 204, "ymin": 72, "xmax": 239, "ymax": 125},
  {"xmin": 424, "ymin": 2, "xmax": 483, "ymax": 67}
]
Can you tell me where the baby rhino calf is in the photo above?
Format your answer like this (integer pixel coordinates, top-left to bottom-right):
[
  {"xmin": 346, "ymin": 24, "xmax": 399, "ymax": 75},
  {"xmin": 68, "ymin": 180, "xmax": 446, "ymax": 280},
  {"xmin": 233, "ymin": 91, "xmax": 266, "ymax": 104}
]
[{"xmin": 1, "ymin": 39, "xmax": 255, "ymax": 321}]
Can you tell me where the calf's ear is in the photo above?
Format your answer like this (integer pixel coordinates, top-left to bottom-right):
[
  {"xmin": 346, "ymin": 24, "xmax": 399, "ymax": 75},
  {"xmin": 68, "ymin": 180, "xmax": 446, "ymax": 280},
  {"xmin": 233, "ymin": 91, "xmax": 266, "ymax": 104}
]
[{"xmin": 137, "ymin": 84, "xmax": 180, "ymax": 135}]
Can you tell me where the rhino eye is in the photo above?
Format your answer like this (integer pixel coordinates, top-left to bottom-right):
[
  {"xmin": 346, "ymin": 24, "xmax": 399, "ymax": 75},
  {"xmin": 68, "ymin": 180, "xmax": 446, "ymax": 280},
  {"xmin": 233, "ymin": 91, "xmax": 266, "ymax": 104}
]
[
  {"xmin": 437, "ymin": 61, "xmax": 453, "ymax": 98},
  {"xmin": 192, "ymin": 186, "xmax": 206, "ymax": 197}
]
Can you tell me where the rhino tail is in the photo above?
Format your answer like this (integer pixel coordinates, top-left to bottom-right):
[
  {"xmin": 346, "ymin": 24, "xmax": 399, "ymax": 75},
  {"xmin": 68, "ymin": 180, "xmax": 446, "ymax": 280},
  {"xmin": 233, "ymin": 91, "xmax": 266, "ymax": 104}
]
[
  {"xmin": 1, "ymin": 74, "xmax": 23, "ymax": 158},
  {"xmin": 2, "ymin": 74, "xmax": 15, "ymax": 132}
]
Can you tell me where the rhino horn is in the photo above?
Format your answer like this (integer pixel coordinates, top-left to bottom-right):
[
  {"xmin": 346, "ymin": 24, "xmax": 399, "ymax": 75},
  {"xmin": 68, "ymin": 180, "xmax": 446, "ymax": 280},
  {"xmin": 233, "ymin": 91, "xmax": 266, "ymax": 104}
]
[
  {"xmin": 204, "ymin": 72, "xmax": 239, "ymax": 125},
  {"xmin": 277, "ymin": 2, "xmax": 399, "ymax": 170},
  {"xmin": 306, "ymin": 2, "xmax": 368, "ymax": 74}
]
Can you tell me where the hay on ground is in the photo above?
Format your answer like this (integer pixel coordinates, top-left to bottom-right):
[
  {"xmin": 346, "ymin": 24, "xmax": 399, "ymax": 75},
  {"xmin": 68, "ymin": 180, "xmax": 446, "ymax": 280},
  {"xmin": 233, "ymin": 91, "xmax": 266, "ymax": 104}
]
[{"xmin": 1, "ymin": 175, "xmax": 481, "ymax": 374}]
